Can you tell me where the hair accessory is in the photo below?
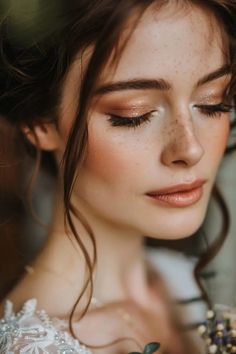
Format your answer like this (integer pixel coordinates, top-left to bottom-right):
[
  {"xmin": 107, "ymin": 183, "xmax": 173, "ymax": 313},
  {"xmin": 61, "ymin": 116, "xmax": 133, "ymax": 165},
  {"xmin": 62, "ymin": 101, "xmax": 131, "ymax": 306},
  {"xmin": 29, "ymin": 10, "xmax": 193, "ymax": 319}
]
[{"xmin": 198, "ymin": 306, "xmax": 236, "ymax": 353}]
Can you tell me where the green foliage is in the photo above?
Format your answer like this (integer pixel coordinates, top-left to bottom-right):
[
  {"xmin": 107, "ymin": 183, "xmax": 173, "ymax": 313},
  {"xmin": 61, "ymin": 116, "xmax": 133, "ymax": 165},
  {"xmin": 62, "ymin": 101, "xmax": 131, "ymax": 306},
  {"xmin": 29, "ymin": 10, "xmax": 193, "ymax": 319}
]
[{"xmin": 128, "ymin": 341, "xmax": 160, "ymax": 354}]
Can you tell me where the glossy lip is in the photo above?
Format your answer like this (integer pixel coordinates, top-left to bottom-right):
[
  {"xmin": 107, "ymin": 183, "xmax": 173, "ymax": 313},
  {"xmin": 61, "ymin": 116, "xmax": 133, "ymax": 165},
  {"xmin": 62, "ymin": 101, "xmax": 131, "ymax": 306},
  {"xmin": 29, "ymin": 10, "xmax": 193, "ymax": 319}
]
[
  {"xmin": 146, "ymin": 179, "xmax": 207, "ymax": 195},
  {"xmin": 146, "ymin": 179, "xmax": 207, "ymax": 208}
]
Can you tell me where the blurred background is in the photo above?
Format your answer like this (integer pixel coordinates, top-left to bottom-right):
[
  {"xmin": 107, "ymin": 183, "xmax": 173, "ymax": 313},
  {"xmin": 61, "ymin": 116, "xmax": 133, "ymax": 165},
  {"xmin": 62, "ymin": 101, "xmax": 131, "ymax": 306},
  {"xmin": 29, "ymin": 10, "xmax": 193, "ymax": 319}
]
[{"xmin": 0, "ymin": 0, "xmax": 236, "ymax": 333}]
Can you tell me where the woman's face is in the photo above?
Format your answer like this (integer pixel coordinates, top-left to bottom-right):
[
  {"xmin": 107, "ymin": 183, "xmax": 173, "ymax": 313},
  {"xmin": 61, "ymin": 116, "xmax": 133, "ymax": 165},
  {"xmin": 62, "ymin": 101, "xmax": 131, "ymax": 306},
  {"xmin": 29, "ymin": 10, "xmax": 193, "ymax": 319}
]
[{"xmin": 59, "ymin": 3, "xmax": 231, "ymax": 239}]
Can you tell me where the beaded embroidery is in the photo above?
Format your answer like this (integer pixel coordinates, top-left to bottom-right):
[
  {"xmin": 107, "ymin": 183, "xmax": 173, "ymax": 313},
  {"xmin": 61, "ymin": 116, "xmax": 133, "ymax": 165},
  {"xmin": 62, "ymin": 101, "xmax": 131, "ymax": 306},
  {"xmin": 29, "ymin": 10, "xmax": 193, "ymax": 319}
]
[{"xmin": 0, "ymin": 299, "xmax": 91, "ymax": 354}]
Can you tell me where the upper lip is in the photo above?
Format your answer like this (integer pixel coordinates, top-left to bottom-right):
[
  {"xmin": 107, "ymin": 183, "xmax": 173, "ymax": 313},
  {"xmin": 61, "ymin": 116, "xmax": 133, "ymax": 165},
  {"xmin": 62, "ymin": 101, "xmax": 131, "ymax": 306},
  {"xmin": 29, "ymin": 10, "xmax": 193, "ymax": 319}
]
[{"xmin": 146, "ymin": 179, "xmax": 207, "ymax": 195}]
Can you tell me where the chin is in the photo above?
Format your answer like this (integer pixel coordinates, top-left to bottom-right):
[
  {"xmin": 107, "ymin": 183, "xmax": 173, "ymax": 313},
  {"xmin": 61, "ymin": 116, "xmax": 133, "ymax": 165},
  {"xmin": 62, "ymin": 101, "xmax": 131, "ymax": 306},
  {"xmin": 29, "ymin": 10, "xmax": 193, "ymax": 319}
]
[
  {"xmin": 160, "ymin": 222, "xmax": 203, "ymax": 240},
  {"xmin": 147, "ymin": 224, "xmax": 202, "ymax": 241},
  {"xmin": 141, "ymin": 203, "xmax": 208, "ymax": 241}
]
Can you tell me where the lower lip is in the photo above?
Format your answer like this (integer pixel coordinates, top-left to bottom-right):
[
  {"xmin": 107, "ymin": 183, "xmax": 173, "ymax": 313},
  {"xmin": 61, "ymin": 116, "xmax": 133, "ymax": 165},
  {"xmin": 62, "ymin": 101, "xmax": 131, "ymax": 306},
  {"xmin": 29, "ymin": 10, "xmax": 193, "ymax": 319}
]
[{"xmin": 146, "ymin": 186, "xmax": 203, "ymax": 207}]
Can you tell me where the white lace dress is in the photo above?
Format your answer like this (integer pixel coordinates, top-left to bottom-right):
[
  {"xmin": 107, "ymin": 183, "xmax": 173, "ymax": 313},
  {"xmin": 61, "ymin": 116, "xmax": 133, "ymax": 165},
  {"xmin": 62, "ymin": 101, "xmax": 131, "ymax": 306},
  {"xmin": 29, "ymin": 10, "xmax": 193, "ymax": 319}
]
[{"xmin": 0, "ymin": 299, "xmax": 91, "ymax": 354}]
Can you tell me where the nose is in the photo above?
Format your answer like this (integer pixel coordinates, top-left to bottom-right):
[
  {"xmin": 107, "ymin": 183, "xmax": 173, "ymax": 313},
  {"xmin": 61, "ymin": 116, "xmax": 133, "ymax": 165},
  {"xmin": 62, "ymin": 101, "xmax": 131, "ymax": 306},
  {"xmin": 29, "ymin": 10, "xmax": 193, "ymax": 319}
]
[{"xmin": 160, "ymin": 115, "xmax": 204, "ymax": 168}]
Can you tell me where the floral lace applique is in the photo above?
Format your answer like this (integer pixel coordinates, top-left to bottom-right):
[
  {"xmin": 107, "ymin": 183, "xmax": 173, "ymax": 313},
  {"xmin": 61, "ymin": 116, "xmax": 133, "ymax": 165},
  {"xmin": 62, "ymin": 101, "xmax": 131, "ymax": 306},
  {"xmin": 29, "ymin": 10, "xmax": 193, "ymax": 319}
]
[{"xmin": 0, "ymin": 299, "xmax": 91, "ymax": 354}]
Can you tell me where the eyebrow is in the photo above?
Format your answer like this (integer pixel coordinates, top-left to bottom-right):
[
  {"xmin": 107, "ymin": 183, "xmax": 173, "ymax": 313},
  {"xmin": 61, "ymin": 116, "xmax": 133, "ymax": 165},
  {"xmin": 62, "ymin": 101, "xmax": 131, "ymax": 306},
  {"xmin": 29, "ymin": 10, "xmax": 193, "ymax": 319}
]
[
  {"xmin": 94, "ymin": 64, "xmax": 231, "ymax": 95},
  {"xmin": 196, "ymin": 64, "xmax": 231, "ymax": 87},
  {"xmin": 95, "ymin": 79, "xmax": 171, "ymax": 94}
]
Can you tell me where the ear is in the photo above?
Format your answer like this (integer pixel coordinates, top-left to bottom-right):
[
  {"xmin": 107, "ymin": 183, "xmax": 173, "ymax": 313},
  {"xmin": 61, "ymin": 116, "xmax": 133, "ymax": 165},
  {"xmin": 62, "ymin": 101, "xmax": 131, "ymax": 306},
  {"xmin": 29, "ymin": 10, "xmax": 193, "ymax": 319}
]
[{"xmin": 21, "ymin": 122, "xmax": 62, "ymax": 151}]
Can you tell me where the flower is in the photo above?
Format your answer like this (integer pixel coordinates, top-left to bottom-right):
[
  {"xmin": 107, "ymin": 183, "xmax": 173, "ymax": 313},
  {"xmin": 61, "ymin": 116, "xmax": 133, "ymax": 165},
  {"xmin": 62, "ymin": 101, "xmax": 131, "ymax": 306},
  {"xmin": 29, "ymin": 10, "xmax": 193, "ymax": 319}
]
[{"xmin": 198, "ymin": 306, "xmax": 236, "ymax": 353}]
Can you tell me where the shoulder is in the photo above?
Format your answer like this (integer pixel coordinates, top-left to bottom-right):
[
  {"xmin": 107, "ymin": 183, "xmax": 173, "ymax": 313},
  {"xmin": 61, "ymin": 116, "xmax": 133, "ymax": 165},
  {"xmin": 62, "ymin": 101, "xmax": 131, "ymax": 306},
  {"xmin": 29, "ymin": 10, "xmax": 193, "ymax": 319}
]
[{"xmin": 0, "ymin": 298, "xmax": 91, "ymax": 354}]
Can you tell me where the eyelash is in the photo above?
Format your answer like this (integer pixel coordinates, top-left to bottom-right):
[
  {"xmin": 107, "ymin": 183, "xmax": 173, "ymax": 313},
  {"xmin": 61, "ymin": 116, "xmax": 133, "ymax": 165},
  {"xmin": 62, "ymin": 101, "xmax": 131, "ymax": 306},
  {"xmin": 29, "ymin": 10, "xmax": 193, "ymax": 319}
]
[
  {"xmin": 107, "ymin": 103, "xmax": 233, "ymax": 128},
  {"xmin": 194, "ymin": 103, "xmax": 233, "ymax": 118},
  {"xmin": 108, "ymin": 111, "xmax": 155, "ymax": 128}
]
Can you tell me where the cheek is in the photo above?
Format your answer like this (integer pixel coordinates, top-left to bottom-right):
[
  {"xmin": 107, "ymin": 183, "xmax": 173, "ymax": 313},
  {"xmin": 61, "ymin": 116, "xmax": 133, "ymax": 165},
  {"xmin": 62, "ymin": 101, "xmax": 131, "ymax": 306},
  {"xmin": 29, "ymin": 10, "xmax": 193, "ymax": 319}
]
[
  {"xmin": 83, "ymin": 127, "xmax": 143, "ymax": 186},
  {"xmin": 201, "ymin": 117, "xmax": 229, "ymax": 171},
  {"xmin": 85, "ymin": 139, "xmax": 124, "ymax": 180},
  {"xmin": 210, "ymin": 119, "xmax": 229, "ymax": 157}
]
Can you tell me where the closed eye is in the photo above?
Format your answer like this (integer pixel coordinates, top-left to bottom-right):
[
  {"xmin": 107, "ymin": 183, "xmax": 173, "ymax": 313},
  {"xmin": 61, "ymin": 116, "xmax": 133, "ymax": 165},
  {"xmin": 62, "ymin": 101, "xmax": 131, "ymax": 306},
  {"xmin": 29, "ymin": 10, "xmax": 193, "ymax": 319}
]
[
  {"xmin": 194, "ymin": 102, "xmax": 233, "ymax": 118},
  {"xmin": 107, "ymin": 110, "xmax": 157, "ymax": 128}
]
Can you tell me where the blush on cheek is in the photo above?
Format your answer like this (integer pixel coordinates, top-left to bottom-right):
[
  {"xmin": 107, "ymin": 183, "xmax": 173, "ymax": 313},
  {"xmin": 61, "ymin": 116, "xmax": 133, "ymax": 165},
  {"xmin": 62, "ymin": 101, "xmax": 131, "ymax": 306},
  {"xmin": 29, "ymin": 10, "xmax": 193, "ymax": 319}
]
[
  {"xmin": 213, "ymin": 120, "xmax": 230, "ymax": 156},
  {"xmin": 83, "ymin": 134, "xmax": 132, "ymax": 183}
]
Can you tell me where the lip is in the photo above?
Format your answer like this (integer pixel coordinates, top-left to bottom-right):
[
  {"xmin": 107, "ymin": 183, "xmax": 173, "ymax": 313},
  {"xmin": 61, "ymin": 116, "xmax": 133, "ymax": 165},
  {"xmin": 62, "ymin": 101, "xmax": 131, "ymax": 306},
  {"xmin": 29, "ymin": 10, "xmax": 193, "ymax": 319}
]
[{"xmin": 146, "ymin": 179, "xmax": 207, "ymax": 208}]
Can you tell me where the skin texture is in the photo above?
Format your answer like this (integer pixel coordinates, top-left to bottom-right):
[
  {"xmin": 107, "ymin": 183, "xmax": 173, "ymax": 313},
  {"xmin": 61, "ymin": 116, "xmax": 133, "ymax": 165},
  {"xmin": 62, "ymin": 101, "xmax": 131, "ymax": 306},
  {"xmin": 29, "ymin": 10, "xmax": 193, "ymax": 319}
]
[
  {"xmin": 60, "ymin": 3, "xmax": 230, "ymax": 240},
  {"xmin": 3, "ymin": 3, "xmax": 232, "ymax": 354}
]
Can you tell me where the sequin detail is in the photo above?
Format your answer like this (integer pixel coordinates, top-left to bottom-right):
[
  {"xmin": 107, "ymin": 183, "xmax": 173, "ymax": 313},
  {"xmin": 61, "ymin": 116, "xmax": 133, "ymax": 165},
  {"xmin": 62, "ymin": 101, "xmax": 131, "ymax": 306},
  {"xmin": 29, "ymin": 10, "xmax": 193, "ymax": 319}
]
[{"xmin": 0, "ymin": 299, "xmax": 91, "ymax": 354}]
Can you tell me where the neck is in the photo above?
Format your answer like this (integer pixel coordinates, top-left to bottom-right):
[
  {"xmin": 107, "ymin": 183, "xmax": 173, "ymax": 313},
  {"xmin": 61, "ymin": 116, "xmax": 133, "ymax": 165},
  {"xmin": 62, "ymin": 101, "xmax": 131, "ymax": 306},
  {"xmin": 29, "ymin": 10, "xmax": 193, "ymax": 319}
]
[
  {"xmin": 93, "ymin": 226, "xmax": 148, "ymax": 305},
  {"xmin": 35, "ymin": 192, "xmax": 152, "ymax": 310}
]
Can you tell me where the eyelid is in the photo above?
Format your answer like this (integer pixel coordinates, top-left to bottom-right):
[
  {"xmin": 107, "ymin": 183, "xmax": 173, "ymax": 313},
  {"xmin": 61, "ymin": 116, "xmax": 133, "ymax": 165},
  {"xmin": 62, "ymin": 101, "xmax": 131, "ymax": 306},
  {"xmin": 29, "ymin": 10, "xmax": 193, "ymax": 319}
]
[
  {"xmin": 107, "ymin": 110, "xmax": 158, "ymax": 128},
  {"xmin": 194, "ymin": 102, "xmax": 233, "ymax": 110},
  {"xmin": 193, "ymin": 102, "xmax": 233, "ymax": 119},
  {"xmin": 107, "ymin": 107, "xmax": 154, "ymax": 117},
  {"xmin": 108, "ymin": 110, "xmax": 158, "ymax": 119},
  {"xmin": 196, "ymin": 87, "xmax": 231, "ymax": 102}
]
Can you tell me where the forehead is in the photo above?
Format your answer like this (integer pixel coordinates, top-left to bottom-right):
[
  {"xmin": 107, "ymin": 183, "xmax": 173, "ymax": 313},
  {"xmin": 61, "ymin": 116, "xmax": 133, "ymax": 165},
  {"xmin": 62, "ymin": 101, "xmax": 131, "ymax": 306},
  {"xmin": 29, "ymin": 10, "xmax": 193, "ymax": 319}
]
[{"xmin": 102, "ymin": 2, "xmax": 227, "ymax": 85}]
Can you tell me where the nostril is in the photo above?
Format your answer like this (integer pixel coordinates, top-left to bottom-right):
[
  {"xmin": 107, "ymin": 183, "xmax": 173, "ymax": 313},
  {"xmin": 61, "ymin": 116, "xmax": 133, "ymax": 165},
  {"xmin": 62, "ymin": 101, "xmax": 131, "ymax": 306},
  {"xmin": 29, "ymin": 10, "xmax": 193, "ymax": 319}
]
[
  {"xmin": 160, "ymin": 133, "xmax": 204, "ymax": 167},
  {"xmin": 172, "ymin": 160, "xmax": 188, "ymax": 166}
]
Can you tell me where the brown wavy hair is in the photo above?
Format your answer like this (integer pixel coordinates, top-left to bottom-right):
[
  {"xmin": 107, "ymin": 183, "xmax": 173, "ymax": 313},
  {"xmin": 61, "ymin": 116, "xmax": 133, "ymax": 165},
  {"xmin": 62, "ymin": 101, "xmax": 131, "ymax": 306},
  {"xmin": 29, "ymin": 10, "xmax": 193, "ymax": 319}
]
[{"xmin": 0, "ymin": 0, "xmax": 235, "ymax": 350}]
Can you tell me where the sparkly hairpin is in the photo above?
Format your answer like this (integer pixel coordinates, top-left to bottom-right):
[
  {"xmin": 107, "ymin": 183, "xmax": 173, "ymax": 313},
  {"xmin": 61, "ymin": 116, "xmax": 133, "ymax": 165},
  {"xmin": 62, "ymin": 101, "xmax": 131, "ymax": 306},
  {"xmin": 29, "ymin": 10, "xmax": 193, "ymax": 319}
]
[{"xmin": 198, "ymin": 307, "xmax": 236, "ymax": 353}]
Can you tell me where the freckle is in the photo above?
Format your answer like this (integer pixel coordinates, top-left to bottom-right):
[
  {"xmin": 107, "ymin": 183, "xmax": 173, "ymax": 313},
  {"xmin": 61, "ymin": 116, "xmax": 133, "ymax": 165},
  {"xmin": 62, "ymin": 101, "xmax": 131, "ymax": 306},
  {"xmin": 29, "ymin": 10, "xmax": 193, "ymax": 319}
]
[{"xmin": 172, "ymin": 146, "xmax": 177, "ymax": 154}]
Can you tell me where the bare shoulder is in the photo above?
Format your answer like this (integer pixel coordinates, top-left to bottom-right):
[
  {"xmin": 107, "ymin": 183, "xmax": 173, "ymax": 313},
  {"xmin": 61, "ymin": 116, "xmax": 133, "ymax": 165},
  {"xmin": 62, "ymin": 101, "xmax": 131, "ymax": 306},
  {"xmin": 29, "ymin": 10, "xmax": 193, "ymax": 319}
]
[
  {"xmin": 0, "ymin": 273, "xmax": 41, "ymax": 315},
  {"xmin": 1, "ymin": 270, "xmax": 83, "ymax": 319}
]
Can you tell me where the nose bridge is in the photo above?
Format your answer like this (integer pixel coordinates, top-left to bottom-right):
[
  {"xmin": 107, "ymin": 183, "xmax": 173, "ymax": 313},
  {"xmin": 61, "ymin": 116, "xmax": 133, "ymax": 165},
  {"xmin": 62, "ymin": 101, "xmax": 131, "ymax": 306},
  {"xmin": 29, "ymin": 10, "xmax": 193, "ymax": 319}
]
[
  {"xmin": 161, "ymin": 110, "xmax": 204, "ymax": 167},
  {"xmin": 175, "ymin": 116, "xmax": 196, "ymax": 149}
]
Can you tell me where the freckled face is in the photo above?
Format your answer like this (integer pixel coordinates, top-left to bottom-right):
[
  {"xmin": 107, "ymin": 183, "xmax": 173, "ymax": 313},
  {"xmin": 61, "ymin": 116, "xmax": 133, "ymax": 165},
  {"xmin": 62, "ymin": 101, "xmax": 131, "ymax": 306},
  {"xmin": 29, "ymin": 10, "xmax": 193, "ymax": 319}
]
[{"xmin": 60, "ymin": 4, "xmax": 231, "ymax": 239}]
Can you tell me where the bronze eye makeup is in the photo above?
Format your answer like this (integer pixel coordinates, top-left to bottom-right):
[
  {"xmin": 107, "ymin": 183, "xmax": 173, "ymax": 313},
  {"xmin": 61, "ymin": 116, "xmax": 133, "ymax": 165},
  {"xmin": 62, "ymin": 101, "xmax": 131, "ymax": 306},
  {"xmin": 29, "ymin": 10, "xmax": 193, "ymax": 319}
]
[
  {"xmin": 106, "ymin": 106, "xmax": 154, "ymax": 117},
  {"xmin": 194, "ymin": 75, "xmax": 231, "ymax": 102},
  {"xmin": 94, "ymin": 88, "xmax": 162, "ymax": 111}
]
